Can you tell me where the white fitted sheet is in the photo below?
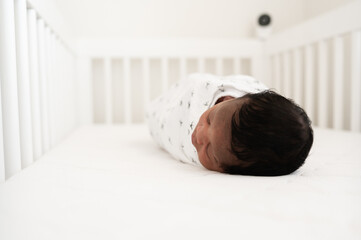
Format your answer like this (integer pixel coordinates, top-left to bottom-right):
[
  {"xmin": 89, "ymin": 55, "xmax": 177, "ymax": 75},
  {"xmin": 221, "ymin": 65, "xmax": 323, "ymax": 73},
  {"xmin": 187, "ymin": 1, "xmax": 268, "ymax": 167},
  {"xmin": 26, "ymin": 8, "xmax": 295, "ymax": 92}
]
[{"xmin": 1, "ymin": 125, "xmax": 361, "ymax": 240}]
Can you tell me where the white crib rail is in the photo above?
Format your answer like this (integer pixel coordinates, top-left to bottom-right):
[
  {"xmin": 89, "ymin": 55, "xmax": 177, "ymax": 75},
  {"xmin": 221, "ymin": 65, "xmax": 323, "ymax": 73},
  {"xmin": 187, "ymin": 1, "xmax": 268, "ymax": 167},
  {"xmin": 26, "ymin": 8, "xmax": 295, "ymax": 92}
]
[
  {"xmin": 266, "ymin": 0, "xmax": 361, "ymax": 132},
  {"xmin": 0, "ymin": 0, "xmax": 77, "ymax": 181},
  {"xmin": 77, "ymin": 39, "xmax": 264, "ymax": 125},
  {"xmin": 93, "ymin": 55, "xmax": 258, "ymax": 124}
]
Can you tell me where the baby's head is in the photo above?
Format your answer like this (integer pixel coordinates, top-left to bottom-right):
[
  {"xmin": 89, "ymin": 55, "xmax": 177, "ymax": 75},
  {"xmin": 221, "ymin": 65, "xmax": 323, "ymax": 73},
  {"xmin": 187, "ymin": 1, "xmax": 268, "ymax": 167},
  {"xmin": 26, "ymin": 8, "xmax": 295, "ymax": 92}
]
[{"xmin": 191, "ymin": 90, "xmax": 313, "ymax": 176}]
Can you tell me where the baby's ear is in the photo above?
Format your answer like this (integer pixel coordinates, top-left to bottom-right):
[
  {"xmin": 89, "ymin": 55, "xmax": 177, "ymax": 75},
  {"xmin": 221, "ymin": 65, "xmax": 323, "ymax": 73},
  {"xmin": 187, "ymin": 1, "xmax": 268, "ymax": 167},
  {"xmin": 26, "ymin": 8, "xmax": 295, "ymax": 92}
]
[
  {"xmin": 215, "ymin": 96, "xmax": 235, "ymax": 104},
  {"xmin": 222, "ymin": 96, "xmax": 235, "ymax": 102}
]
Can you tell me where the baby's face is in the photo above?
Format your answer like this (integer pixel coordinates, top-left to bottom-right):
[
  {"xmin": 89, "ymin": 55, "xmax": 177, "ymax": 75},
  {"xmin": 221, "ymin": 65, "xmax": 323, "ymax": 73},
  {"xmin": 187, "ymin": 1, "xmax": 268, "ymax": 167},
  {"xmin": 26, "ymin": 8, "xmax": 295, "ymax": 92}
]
[{"xmin": 191, "ymin": 97, "xmax": 244, "ymax": 172}]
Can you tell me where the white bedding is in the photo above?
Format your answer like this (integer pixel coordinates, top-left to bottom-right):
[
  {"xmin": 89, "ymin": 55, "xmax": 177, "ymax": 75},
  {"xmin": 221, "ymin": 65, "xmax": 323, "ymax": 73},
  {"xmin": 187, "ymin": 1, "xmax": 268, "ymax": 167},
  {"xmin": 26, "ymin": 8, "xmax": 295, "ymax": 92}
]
[{"xmin": 1, "ymin": 125, "xmax": 360, "ymax": 240}]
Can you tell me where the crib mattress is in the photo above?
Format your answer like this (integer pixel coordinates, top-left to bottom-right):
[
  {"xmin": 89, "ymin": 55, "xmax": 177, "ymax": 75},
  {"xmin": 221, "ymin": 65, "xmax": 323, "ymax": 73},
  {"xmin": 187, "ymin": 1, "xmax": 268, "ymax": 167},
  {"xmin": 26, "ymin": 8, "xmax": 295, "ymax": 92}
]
[{"xmin": 1, "ymin": 125, "xmax": 360, "ymax": 240}]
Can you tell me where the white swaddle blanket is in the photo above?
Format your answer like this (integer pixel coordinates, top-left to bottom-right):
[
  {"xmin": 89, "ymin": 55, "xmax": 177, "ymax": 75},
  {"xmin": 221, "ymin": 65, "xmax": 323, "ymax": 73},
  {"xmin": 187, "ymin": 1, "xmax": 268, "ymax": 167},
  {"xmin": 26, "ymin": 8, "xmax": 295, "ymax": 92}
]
[{"xmin": 146, "ymin": 73, "xmax": 268, "ymax": 166}]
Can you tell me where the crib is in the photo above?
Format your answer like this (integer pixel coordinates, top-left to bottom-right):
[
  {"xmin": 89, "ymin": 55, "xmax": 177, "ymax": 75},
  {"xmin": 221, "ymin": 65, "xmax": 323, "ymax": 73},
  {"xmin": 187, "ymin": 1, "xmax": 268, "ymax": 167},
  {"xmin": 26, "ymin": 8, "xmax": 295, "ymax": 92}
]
[{"xmin": 1, "ymin": 0, "xmax": 361, "ymax": 239}]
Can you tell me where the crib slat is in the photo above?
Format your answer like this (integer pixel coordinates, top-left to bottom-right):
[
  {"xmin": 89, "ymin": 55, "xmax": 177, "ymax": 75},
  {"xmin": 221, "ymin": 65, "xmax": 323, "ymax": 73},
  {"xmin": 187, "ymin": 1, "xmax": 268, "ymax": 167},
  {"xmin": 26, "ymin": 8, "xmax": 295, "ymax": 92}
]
[
  {"xmin": 282, "ymin": 51, "xmax": 291, "ymax": 98},
  {"xmin": 350, "ymin": 31, "xmax": 361, "ymax": 132},
  {"xmin": 304, "ymin": 45, "xmax": 315, "ymax": 123},
  {"xmin": 332, "ymin": 36, "xmax": 344, "ymax": 130},
  {"xmin": 0, "ymin": 0, "xmax": 22, "ymax": 179},
  {"xmin": 14, "ymin": 0, "xmax": 34, "ymax": 168},
  {"xmin": 27, "ymin": 9, "xmax": 42, "ymax": 160},
  {"xmin": 92, "ymin": 59, "xmax": 104, "ymax": 124},
  {"xmin": 64, "ymin": 45, "xmax": 69, "ymax": 128},
  {"xmin": 77, "ymin": 56, "xmax": 92, "ymax": 125},
  {"xmin": 45, "ymin": 27, "xmax": 53, "ymax": 147},
  {"xmin": 143, "ymin": 58, "xmax": 150, "ymax": 111},
  {"xmin": 161, "ymin": 58, "xmax": 168, "ymax": 92},
  {"xmin": 65, "ymin": 43, "xmax": 73, "ymax": 137},
  {"xmin": 180, "ymin": 57, "xmax": 187, "ymax": 81},
  {"xmin": 49, "ymin": 33, "xmax": 57, "ymax": 146},
  {"xmin": 70, "ymin": 50, "xmax": 77, "ymax": 128},
  {"xmin": 57, "ymin": 41, "xmax": 73, "ymax": 139},
  {"xmin": 263, "ymin": 55, "xmax": 271, "ymax": 87},
  {"xmin": 123, "ymin": 58, "xmax": 131, "ymax": 124},
  {"xmin": 278, "ymin": 53, "xmax": 285, "ymax": 95},
  {"xmin": 292, "ymin": 48, "xmax": 302, "ymax": 106},
  {"xmin": 198, "ymin": 58, "xmax": 205, "ymax": 73},
  {"xmin": 274, "ymin": 54, "xmax": 281, "ymax": 93},
  {"xmin": 251, "ymin": 54, "xmax": 263, "ymax": 84},
  {"xmin": 269, "ymin": 56, "xmax": 275, "ymax": 88},
  {"xmin": 64, "ymin": 45, "xmax": 71, "ymax": 131},
  {"xmin": 216, "ymin": 58, "xmax": 223, "ymax": 75},
  {"xmin": 104, "ymin": 58, "xmax": 112, "ymax": 124},
  {"xmin": 0, "ymin": 89, "xmax": 4, "ymax": 182},
  {"xmin": 37, "ymin": 19, "xmax": 50, "ymax": 152},
  {"xmin": 53, "ymin": 39, "xmax": 62, "ymax": 134},
  {"xmin": 233, "ymin": 57, "xmax": 241, "ymax": 75},
  {"xmin": 50, "ymin": 34, "xmax": 56, "ymax": 142},
  {"xmin": 317, "ymin": 40, "xmax": 328, "ymax": 128}
]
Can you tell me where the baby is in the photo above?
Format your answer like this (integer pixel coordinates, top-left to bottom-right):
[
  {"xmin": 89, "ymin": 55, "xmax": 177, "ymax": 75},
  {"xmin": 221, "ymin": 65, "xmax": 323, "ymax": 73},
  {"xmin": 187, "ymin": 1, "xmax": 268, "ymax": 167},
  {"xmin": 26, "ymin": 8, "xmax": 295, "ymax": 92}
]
[{"xmin": 146, "ymin": 73, "xmax": 313, "ymax": 176}]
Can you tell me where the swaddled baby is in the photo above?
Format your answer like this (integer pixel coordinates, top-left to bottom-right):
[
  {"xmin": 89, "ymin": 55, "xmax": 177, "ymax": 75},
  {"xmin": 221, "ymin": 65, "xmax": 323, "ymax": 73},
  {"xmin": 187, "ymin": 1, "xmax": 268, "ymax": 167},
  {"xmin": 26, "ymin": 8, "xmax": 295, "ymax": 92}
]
[{"xmin": 146, "ymin": 73, "xmax": 313, "ymax": 176}]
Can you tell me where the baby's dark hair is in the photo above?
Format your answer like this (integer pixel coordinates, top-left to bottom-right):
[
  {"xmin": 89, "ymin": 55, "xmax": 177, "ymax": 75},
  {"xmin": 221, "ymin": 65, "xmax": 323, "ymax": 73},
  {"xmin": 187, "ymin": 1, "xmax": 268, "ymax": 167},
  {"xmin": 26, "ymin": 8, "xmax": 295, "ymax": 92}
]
[{"xmin": 223, "ymin": 90, "xmax": 313, "ymax": 176}]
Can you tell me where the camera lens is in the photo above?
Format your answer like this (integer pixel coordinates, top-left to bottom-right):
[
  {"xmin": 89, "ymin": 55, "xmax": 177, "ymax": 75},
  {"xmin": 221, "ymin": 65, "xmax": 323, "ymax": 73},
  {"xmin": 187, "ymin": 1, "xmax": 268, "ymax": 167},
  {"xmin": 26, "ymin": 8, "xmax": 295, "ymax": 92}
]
[{"xmin": 258, "ymin": 14, "xmax": 271, "ymax": 26}]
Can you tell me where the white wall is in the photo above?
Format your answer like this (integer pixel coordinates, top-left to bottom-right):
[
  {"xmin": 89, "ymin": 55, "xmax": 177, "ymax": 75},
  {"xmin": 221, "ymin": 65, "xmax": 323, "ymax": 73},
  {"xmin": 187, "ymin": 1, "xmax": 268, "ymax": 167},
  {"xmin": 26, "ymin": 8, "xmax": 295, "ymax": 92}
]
[
  {"xmin": 53, "ymin": 0, "xmax": 354, "ymax": 40},
  {"xmin": 26, "ymin": 0, "xmax": 355, "ymax": 41},
  {"xmin": 304, "ymin": 0, "xmax": 355, "ymax": 19},
  {"xmin": 54, "ymin": 0, "xmax": 305, "ymax": 39}
]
